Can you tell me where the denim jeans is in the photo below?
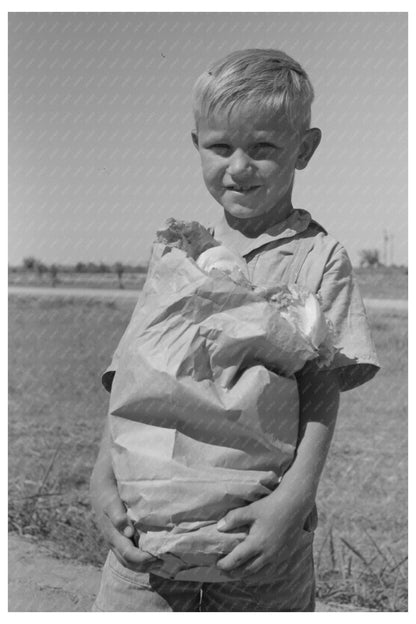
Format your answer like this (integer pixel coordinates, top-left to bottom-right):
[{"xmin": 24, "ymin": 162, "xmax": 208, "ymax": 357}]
[{"xmin": 92, "ymin": 528, "xmax": 315, "ymax": 612}]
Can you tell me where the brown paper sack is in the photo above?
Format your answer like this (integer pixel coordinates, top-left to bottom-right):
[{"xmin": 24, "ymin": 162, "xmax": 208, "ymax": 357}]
[{"xmin": 109, "ymin": 243, "xmax": 325, "ymax": 582}]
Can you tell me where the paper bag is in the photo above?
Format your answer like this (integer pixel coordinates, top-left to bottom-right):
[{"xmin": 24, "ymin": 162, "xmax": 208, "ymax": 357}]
[{"xmin": 108, "ymin": 242, "xmax": 328, "ymax": 581}]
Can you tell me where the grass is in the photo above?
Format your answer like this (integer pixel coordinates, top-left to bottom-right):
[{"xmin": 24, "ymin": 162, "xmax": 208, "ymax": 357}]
[
  {"xmin": 354, "ymin": 265, "xmax": 407, "ymax": 300},
  {"xmin": 314, "ymin": 307, "xmax": 407, "ymax": 610},
  {"xmin": 8, "ymin": 295, "xmax": 407, "ymax": 610}
]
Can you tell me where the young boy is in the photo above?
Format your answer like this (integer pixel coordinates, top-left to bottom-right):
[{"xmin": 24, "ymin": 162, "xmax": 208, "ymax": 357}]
[{"xmin": 90, "ymin": 48, "xmax": 379, "ymax": 612}]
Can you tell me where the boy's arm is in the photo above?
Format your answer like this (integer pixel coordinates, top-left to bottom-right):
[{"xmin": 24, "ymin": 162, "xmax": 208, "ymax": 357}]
[
  {"xmin": 89, "ymin": 418, "xmax": 160, "ymax": 572},
  {"xmin": 216, "ymin": 368, "xmax": 340, "ymax": 577}
]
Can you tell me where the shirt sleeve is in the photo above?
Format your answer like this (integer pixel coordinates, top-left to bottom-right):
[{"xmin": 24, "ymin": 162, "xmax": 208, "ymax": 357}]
[
  {"xmin": 316, "ymin": 244, "xmax": 380, "ymax": 391},
  {"xmin": 102, "ymin": 353, "xmax": 119, "ymax": 393}
]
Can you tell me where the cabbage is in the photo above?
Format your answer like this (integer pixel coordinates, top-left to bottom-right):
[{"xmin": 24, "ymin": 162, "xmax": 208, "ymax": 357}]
[{"xmin": 196, "ymin": 245, "xmax": 250, "ymax": 281}]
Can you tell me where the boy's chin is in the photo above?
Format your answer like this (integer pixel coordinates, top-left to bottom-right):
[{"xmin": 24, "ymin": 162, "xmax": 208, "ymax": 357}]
[{"xmin": 222, "ymin": 204, "xmax": 267, "ymax": 220}]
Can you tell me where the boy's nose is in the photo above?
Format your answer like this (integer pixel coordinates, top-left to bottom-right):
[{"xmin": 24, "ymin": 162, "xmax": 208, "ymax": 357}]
[{"xmin": 226, "ymin": 149, "xmax": 253, "ymax": 178}]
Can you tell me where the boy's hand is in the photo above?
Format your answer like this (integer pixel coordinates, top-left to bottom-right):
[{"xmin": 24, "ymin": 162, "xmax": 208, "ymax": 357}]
[
  {"xmin": 91, "ymin": 474, "xmax": 161, "ymax": 573},
  {"xmin": 99, "ymin": 495, "xmax": 161, "ymax": 573},
  {"xmin": 90, "ymin": 418, "xmax": 162, "ymax": 574},
  {"xmin": 216, "ymin": 493, "xmax": 306, "ymax": 578},
  {"xmin": 216, "ymin": 369, "xmax": 339, "ymax": 580}
]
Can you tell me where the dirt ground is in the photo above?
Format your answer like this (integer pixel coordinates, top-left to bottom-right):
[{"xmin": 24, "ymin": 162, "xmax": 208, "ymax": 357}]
[
  {"xmin": 8, "ymin": 536, "xmax": 102, "ymax": 612},
  {"xmin": 9, "ymin": 535, "xmax": 371, "ymax": 612}
]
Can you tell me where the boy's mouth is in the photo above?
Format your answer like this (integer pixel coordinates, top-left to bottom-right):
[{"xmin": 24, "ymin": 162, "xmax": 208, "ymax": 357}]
[{"xmin": 226, "ymin": 185, "xmax": 260, "ymax": 193}]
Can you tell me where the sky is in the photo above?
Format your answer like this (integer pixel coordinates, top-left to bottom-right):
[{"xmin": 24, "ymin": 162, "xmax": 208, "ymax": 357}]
[{"xmin": 8, "ymin": 12, "xmax": 408, "ymax": 267}]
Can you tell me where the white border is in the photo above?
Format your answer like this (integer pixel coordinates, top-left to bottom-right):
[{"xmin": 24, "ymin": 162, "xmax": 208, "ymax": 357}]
[{"xmin": 3, "ymin": 3, "xmax": 412, "ymax": 622}]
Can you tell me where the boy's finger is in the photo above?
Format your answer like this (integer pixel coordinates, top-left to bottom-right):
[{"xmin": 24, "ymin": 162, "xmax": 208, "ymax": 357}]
[
  {"xmin": 112, "ymin": 534, "xmax": 157, "ymax": 569},
  {"xmin": 223, "ymin": 553, "xmax": 260, "ymax": 578},
  {"xmin": 104, "ymin": 501, "xmax": 133, "ymax": 533},
  {"xmin": 122, "ymin": 525, "xmax": 134, "ymax": 538},
  {"xmin": 216, "ymin": 541, "xmax": 257, "ymax": 571},
  {"xmin": 235, "ymin": 555, "xmax": 266, "ymax": 577},
  {"xmin": 120, "ymin": 542, "xmax": 153, "ymax": 564},
  {"xmin": 217, "ymin": 508, "xmax": 251, "ymax": 532},
  {"xmin": 113, "ymin": 548, "xmax": 157, "ymax": 573}
]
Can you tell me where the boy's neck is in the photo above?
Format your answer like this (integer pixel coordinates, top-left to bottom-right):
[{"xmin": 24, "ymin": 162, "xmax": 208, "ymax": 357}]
[{"xmin": 224, "ymin": 202, "xmax": 295, "ymax": 238}]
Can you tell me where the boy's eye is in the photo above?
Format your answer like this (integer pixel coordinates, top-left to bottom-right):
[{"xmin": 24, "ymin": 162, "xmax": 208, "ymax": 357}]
[
  {"xmin": 250, "ymin": 143, "xmax": 276, "ymax": 159},
  {"xmin": 208, "ymin": 144, "xmax": 231, "ymax": 157}
]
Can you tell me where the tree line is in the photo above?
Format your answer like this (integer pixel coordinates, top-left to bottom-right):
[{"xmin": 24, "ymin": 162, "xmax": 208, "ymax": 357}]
[
  {"xmin": 11, "ymin": 257, "xmax": 148, "ymax": 274},
  {"xmin": 9, "ymin": 257, "xmax": 149, "ymax": 289}
]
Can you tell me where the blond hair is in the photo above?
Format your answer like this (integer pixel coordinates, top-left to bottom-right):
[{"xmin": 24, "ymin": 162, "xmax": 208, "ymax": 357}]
[{"xmin": 193, "ymin": 49, "xmax": 315, "ymax": 132}]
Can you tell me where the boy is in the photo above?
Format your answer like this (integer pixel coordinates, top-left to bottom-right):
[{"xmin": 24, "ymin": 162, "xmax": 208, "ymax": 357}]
[{"xmin": 90, "ymin": 48, "xmax": 379, "ymax": 611}]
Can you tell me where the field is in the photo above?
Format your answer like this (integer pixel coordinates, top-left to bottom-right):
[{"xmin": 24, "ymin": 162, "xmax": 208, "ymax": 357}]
[
  {"xmin": 8, "ymin": 294, "xmax": 408, "ymax": 611},
  {"xmin": 353, "ymin": 266, "xmax": 407, "ymax": 300},
  {"xmin": 9, "ymin": 264, "xmax": 408, "ymax": 300},
  {"xmin": 8, "ymin": 271, "xmax": 147, "ymax": 292}
]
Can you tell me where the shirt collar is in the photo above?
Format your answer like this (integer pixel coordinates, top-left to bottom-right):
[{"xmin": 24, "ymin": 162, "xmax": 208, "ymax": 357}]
[{"xmin": 212, "ymin": 209, "xmax": 312, "ymax": 257}]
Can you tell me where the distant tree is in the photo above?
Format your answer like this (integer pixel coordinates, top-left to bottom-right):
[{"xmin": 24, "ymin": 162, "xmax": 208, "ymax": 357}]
[
  {"xmin": 75, "ymin": 262, "xmax": 87, "ymax": 273},
  {"xmin": 50, "ymin": 263, "xmax": 58, "ymax": 287},
  {"xmin": 114, "ymin": 262, "xmax": 124, "ymax": 289},
  {"xmin": 359, "ymin": 249, "xmax": 381, "ymax": 268},
  {"xmin": 98, "ymin": 262, "xmax": 109, "ymax": 273},
  {"xmin": 85, "ymin": 262, "xmax": 97, "ymax": 273},
  {"xmin": 36, "ymin": 262, "xmax": 48, "ymax": 279},
  {"xmin": 23, "ymin": 256, "xmax": 38, "ymax": 271}
]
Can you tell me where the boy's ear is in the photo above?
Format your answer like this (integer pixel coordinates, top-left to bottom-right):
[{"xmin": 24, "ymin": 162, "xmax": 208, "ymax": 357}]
[
  {"xmin": 191, "ymin": 130, "xmax": 199, "ymax": 150},
  {"xmin": 295, "ymin": 128, "xmax": 322, "ymax": 170}
]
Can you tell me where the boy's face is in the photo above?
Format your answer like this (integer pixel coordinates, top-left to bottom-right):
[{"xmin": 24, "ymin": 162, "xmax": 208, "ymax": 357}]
[{"xmin": 192, "ymin": 106, "xmax": 320, "ymax": 227}]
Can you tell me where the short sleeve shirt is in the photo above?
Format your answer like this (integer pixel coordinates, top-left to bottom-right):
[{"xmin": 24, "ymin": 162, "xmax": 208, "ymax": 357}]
[
  {"xmin": 103, "ymin": 209, "xmax": 379, "ymax": 393},
  {"xmin": 212, "ymin": 209, "xmax": 380, "ymax": 392}
]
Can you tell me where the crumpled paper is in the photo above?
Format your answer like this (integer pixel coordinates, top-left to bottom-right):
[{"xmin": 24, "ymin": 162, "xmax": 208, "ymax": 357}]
[{"xmin": 109, "ymin": 241, "xmax": 333, "ymax": 581}]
